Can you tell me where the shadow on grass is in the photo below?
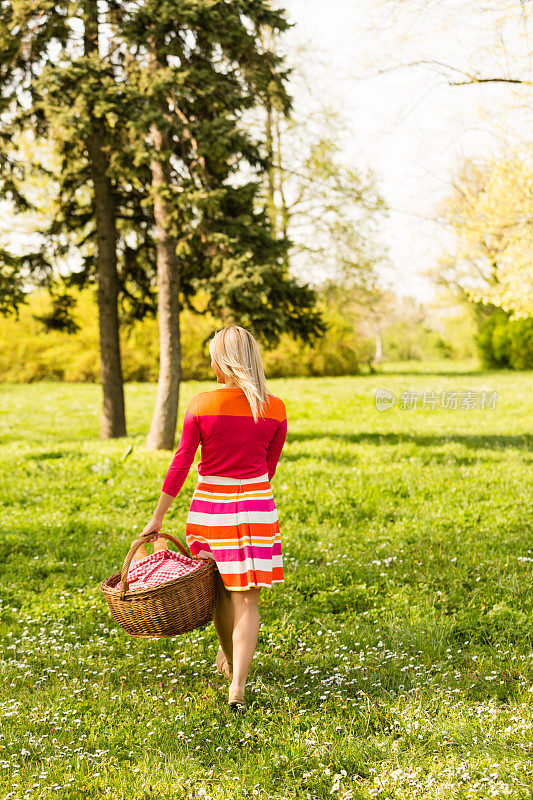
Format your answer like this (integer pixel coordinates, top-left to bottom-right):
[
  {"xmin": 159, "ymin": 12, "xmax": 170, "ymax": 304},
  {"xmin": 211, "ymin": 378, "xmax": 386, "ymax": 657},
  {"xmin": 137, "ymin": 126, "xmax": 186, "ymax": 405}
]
[
  {"xmin": 25, "ymin": 450, "xmax": 73, "ymax": 460},
  {"xmin": 373, "ymin": 368, "xmax": 499, "ymax": 378},
  {"xmin": 287, "ymin": 431, "xmax": 532, "ymax": 452}
]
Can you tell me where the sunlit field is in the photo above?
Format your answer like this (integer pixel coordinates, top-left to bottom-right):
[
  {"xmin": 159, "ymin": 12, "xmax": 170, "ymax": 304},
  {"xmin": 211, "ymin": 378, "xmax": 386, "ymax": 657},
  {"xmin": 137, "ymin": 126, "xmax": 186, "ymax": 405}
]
[{"xmin": 1, "ymin": 364, "xmax": 532, "ymax": 799}]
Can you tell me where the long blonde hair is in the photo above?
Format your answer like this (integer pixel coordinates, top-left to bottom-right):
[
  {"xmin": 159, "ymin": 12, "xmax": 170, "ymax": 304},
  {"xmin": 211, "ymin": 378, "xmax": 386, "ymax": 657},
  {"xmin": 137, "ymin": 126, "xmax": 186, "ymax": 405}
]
[{"xmin": 209, "ymin": 326, "xmax": 269, "ymax": 422}]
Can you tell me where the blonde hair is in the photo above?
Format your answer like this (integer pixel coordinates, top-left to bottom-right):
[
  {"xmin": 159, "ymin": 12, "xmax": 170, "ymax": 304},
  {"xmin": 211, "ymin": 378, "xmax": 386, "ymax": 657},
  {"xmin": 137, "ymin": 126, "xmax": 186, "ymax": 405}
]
[{"xmin": 209, "ymin": 326, "xmax": 269, "ymax": 422}]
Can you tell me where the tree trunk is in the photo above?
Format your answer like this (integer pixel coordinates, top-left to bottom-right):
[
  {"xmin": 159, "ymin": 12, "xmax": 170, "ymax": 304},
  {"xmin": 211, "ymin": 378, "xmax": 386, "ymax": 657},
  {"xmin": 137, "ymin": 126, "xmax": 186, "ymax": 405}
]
[
  {"xmin": 264, "ymin": 93, "xmax": 278, "ymax": 236},
  {"xmin": 274, "ymin": 111, "xmax": 290, "ymax": 268},
  {"xmin": 84, "ymin": 5, "xmax": 127, "ymax": 439},
  {"xmin": 145, "ymin": 50, "xmax": 182, "ymax": 452},
  {"xmin": 374, "ymin": 319, "xmax": 383, "ymax": 364}
]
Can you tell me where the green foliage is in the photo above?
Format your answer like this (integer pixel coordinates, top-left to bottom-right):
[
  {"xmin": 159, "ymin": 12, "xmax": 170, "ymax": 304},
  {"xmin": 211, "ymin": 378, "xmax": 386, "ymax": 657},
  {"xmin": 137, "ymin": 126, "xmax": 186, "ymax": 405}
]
[
  {"xmin": 0, "ymin": 286, "xmax": 490, "ymax": 382},
  {"xmin": 0, "ymin": 252, "xmax": 29, "ymax": 315},
  {"xmin": 0, "ymin": 370, "xmax": 532, "ymax": 797},
  {"xmin": 382, "ymin": 321, "xmax": 452, "ymax": 361},
  {"xmin": 476, "ymin": 309, "xmax": 533, "ymax": 369},
  {"xmin": 0, "ymin": 289, "xmax": 371, "ymax": 381},
  {"xmin": 262, "ymin": 309, "xmax": 373, "ymax": 378},
  {"xmin": 440, "ymin": 306, "xmax": 479, "ymax": 360},
  {"xmin": 509, "ymin": 318, "xmax": 533, "ymax": 370},
  {"xmin": 0, "ymin": 289, "xmax": 206, "ymax": 383},
  {"xmin": 0, "ymin": 3, "xmax": 159, "ymax": 318},
  {"xmin": 32, "ymin": 290, "xmax": 81, "ymax": 334},
  {"xmin": 0, "ymin": 1, "xmax": 325, "ymax": 349}
]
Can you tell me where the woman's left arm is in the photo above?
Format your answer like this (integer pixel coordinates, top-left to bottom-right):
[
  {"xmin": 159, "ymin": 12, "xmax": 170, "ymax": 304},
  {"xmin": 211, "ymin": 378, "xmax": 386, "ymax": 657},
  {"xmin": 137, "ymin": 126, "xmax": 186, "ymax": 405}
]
[{"xmin": 266, "ymin": 416, "xmax": 287, "ymax": 481}]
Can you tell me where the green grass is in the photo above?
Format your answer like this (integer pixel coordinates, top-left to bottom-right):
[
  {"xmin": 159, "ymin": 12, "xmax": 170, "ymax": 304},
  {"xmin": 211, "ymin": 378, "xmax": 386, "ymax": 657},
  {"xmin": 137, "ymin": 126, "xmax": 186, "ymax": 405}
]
[{"xmin": 1, "ymin": 363, "xmax": 532, "ymax": 799}]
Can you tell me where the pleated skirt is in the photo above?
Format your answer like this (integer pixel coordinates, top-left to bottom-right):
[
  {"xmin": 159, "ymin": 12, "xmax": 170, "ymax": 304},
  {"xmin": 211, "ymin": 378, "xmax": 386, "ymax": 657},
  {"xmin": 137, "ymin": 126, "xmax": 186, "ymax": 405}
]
[{"xmin": 185, "ymin": 472, "xmax": 285, "ymax": 591}]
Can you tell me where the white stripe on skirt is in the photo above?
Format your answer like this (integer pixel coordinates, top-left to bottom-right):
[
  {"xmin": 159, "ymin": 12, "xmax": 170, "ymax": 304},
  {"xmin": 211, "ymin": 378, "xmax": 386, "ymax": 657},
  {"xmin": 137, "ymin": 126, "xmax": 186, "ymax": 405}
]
[
  {"xmin": 187, "ymin": 509, "xmax": 279, "ymax": 526},
  {"xmin": 196, "ymin": 472, "xmax": 269, "ymax": 485}
]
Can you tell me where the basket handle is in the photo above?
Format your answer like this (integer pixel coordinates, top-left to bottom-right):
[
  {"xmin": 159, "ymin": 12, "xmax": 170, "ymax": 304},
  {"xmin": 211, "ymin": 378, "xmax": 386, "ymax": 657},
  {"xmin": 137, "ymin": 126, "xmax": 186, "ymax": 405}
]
[{"xmin": 118, "ymin": 529, "xmax": 204, "ymax": 600}]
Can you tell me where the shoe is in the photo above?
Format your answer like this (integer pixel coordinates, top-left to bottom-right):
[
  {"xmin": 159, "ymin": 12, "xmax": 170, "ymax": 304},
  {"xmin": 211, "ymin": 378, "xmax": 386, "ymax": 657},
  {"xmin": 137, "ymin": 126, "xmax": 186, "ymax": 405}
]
[
  {"xmin": 228, "ymin": 685, "xmax": 247, "ymax": 712},
  {"xmin": 216, "ymin": 648, "xmax": 233, "ymax": 680}
]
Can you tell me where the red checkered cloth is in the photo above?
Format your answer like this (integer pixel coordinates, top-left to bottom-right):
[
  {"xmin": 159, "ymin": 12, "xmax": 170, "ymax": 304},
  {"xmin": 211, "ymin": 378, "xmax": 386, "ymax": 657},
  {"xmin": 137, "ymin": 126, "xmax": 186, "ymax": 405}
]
[{"xmin": 124, "ymin": 548, "xmax": 203, "ymax": 591}]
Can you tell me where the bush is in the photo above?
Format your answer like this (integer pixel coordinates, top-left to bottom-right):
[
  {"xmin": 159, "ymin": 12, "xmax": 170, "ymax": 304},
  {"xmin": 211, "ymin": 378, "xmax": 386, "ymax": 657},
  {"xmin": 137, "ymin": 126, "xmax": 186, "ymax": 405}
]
[
  {"xmin": 509, "ymin": 318, "xmax": 533, "ymax": 370},
  {"xmin": 262, "ymin": 308, "xmax": 372, "ymax": 378},
  {"xmin": 0, "ymin": 288, "xmax": 374, "ymax": 382},
  {"xmin": 0, "ymin": 290, "xmax": 216, "ymax": 383},
  {"xmin": 476, "ymin": 309, "xmax": 533, "ymax": 369},
  {"xmin": 382, "ymin": 322, "xmax": 452, "ymax": 361}
]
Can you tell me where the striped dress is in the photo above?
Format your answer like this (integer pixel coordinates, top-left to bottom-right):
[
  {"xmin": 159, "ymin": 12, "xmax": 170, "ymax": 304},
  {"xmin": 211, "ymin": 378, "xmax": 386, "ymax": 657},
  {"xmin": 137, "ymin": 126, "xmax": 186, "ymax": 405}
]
[{"xmin": 161, "ymin": 386, "xmax": 287, "ymax": 591}]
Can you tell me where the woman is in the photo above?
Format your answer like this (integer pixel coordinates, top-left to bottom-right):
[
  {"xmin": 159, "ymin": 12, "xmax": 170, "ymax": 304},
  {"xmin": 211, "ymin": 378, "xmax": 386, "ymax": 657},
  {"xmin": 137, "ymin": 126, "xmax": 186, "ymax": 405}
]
[{"xmin": 141, "ymin": 325, "xmax": 287, "ymax": 711}]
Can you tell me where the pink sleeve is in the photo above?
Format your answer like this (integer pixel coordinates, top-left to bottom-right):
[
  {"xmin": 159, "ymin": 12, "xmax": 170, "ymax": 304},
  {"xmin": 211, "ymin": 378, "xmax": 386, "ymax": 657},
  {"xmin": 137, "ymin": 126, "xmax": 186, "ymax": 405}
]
[
  {"xmin": 161, "ymin": 396, "xmax": 201, "ymax": 498},
  {"xmin": 267, "ymin": 417, "xmax": 287, "ymax": 481}
]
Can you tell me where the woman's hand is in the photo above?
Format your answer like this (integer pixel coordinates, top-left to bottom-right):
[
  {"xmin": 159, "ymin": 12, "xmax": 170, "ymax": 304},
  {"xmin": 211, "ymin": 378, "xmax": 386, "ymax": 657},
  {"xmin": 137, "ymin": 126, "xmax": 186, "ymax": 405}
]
[
  {"xmin": 137, "ymin": 494, "xmax": 174, "ymax": 541},
  {"xmin": 197, "ymin": 550, "xmax": 215, "ymax": 560},
  {"xmin": 141, "ymin": 516, "xmax": 163, "ymax": 538}
]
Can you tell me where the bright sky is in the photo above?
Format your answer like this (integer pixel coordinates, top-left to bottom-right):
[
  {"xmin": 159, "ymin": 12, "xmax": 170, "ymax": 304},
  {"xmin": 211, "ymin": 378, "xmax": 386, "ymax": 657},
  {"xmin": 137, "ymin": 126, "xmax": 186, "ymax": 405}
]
[{"xmin": 280, "ymin": 0, "xmax": 531, "ymax": 302}]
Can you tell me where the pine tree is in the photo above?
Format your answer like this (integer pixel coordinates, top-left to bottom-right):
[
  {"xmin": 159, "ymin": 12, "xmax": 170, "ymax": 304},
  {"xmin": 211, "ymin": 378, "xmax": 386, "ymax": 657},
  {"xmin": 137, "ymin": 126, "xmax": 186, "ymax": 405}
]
[
  {"xmin": 0, "ymin": 1, "xmax": 158, "ymax": 438},
  {"xmin": 117, "ymin": 0, "xmax": 325, "ymax": 449}
]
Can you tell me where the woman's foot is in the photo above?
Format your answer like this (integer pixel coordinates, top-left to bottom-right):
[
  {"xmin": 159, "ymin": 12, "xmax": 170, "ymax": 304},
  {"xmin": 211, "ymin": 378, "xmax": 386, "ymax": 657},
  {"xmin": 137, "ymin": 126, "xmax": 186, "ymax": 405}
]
[
  {"xmin": 216, "ymin": 648, "xmax": 233, "ymax": 680},
  {"xmin": 228, "ymin": 682, "xmax": 246, "ymax": 712}
]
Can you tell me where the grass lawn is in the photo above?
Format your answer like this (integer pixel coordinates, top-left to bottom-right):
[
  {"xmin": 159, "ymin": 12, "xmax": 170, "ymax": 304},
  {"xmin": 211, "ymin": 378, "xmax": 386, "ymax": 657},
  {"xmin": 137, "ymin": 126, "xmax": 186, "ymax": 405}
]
[{"xmin": 0, "ymin": 363, "xmax": 532, "ymax": 799}]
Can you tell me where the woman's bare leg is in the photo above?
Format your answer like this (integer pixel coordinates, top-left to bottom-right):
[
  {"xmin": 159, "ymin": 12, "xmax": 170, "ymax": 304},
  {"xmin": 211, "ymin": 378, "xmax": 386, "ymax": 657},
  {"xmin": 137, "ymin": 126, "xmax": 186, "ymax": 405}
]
[
  {"xmin": 229, "ymin": 587, "xmax": 261, "ymax": 694},
  {"xmin": 213, "ymin": 571, "xmax": 235, "ymax": 666}
]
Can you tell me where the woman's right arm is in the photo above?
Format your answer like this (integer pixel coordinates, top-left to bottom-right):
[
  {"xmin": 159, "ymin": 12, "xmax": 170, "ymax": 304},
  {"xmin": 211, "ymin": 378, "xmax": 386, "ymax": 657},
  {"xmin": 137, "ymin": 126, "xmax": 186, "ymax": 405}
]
[
  {"xmin": 141, "ymin": 491, "xmax": 175, "ymax": 536},
  {"xmin": 142, "ymin": 396, "xmax": 201, "ymax": 535}
]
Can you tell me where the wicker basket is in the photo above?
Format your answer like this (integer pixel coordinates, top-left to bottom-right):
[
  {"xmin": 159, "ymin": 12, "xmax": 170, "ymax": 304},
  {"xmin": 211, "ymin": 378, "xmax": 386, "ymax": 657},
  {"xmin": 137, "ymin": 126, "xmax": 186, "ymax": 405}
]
[{"xmin": 100, "ymin": 530, "xmax": 219, "ymax": 638}]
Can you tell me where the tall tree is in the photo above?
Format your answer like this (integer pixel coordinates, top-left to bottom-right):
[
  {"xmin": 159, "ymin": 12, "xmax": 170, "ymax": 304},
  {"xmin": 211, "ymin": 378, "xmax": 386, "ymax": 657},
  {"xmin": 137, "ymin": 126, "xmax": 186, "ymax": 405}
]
[
  {"xmin": 144, "ymin": 37, "xmax": 183, "ymax": 451},
  {"xmin": 0, "ymin": 1, "xmax": 157, "ymax": 438},
  {"xmin": 433, "ymin": 152, "xmax": 533, "ymax": 317},
  {"xmin": 2, "ymin": 1, "xmax": 327, "ymax": 453},
  {"xmin": 83, "ymin": 1, "xmax": 125, "ymax": 437},
  {"xmin": 118, "ymin": 0, "xmax": 325, "ymax": 450}
]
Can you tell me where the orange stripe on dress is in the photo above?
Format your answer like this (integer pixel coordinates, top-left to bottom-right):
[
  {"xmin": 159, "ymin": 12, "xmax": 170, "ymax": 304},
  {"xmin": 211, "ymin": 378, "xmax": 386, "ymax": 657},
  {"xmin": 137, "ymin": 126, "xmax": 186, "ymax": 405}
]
[
  {"xmin": 195, "ymin": 480, "xmax": 272, "ymax": 494},
  {"xmin": 222, "ymin": 567, "xmax": 285, "ymax": 588},
  {"xmin": 186, "ymin": 521, "xmax": 281, "ymax": 538},
  {"xmin": 196, "ymin": 390, "xmax": 286, "ymax": 422},
  {"xmin": 193, "ymin": 492, "xmax": 273, "ymax": 502}
]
